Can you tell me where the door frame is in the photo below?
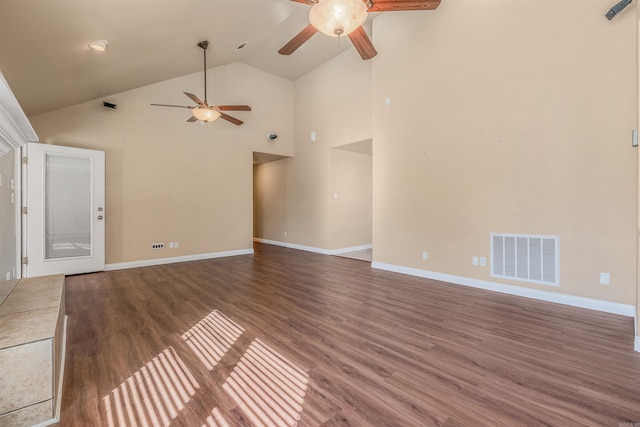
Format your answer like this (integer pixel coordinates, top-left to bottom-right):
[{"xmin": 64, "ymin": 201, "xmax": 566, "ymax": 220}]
[{"xmin": 22, "ymin": 142, "xmax": 106, "ymax": 277}]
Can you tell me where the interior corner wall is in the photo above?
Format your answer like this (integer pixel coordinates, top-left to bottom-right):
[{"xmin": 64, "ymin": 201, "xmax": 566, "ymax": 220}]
[
  {"xmin": 29, "ymin": 62, "xmax": 294, "ymax": 264},
  {"xmin": 280, "ymin": 49, "xmax": 372, "ymax": 250},
  {"xmin": 330, "ymin": 149, "xmax": 372, "ymax": 249},
  {"xmin": 372, "ymin": 0, "xmax": 638, "ymax": 305}
]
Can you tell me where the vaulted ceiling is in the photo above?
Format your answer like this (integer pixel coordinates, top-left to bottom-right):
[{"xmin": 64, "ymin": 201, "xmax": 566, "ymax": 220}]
[{"xmin": 0, "ymin": 0, "xmax": 373, "ymax": 117}]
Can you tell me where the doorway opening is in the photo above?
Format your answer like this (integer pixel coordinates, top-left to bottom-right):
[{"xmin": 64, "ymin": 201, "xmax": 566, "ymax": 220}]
[
  {"xmin": 331, "ymin": 138, "xmax": 372, "ymax": 262},
  {"xmin": 252, "ymin": 151, "xmax": 291, "ymax": 245}
]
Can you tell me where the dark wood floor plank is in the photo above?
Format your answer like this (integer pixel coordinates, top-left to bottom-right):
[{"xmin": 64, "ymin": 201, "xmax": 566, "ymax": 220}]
[{"xmin": 53, "ymin": 242, "xmax": 640, "ymax": 426}]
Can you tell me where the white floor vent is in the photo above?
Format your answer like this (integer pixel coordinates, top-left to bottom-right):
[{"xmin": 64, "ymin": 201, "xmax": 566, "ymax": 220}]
[{"xmin": 491, "ymin": 233, "xmax": 559, "ymax": 286}]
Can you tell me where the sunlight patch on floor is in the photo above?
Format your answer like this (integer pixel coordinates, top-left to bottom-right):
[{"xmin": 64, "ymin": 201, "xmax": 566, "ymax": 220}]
[
  {"xmin": 101, "ymin": 310, "xmax": 310, "ymax": 426},
  {"xmin": 222, "ymin": 339, "xmax": 309, "ymax": 427},
  {"xmin": 182, "ymin": 309, "xmax": 245, "ymax": 370},
  {"xmin": 201, "ymin": 407, "xmax": 231, "ymax": 427},
  {"xmin": 102, "ymin": 346, "xmax": 199, "ymax": 427}
]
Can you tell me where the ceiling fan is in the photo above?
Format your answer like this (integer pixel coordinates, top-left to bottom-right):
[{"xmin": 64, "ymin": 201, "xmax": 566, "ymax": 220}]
[
  {"xmin": 279, "ymin": 0, "xmax": 441, "ymax": 60},
  {"xmin": 151, "ymin": 41, "xmax": 251, "ymax": 125}
]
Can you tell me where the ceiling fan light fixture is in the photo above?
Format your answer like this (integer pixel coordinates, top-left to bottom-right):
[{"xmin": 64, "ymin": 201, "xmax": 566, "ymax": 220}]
[
  {"xmin": 88, "ymin": 40, "xmax": 108, "ymax": 51},
  {"xmin": 309, "ymin": 0, "xmax": 368, "ymax": 38},
  {"xmin": 192, "ymin": 106, "xmax": 221, "ymax": 122}
]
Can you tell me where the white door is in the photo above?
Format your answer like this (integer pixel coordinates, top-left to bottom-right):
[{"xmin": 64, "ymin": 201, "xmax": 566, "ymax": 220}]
[{"xmin": 24, "ymin": 143, "xmax": 105, "ymax": 277}]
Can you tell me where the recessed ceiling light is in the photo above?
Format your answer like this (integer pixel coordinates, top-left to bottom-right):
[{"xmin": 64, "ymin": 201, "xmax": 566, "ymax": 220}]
[{"xmin": 89, "ymin": 40, "xmax": 108, "ymax": 51}]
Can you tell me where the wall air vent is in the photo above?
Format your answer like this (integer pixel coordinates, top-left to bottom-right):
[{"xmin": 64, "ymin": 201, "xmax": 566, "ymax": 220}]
[{"xmin": 491, "ymin": 233, "xmax": 559, "ymax": 286}]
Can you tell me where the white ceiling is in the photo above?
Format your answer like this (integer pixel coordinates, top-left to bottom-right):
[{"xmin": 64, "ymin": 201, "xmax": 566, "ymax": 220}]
[{"xmin": 0, "ymin": 0, "xmax": 372, "ymax": 117}]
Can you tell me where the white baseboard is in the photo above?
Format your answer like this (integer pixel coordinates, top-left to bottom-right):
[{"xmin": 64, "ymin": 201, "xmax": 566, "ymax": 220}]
[
  {"xmin": 253, "ymin": 238, "xmax": 333, "ymax": 254},
  {"xmin": 372, "ymin": 261, "xmax": 636, "ymax": 318},
  {"xmin": 331, "ymin": 244, "xmax": 373, "ymax": 255},
  {"xmin": 253, "ymin": 238, "xmax": 372, "ymax": 256},
  {"xmin": 106, "ymin": 248, "xmax": 254, "ymax": 271},
  {"xmin": 635, "ymin": 336, "xmax": 640, "ymax": 353}
]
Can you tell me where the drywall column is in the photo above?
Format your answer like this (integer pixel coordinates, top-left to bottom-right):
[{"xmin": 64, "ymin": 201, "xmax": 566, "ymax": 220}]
[{"xmin": 290, "ymin": 49, "xmax": 372, "ymax": 251}]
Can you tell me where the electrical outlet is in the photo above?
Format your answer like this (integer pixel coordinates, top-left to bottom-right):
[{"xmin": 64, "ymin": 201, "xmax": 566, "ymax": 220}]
[
  {"xmin": 175, "ymin": 242, "xmax": 179, "ymax": 249},
  {"xmin": 151, "ymin": 242, "xmax": 164, "ymax": 250},
  {"xmin": 5, "ymin": 272, "xmax": 10, "ymax": 280},
  {"xmin": 284, "ymin": 231, "xmax": 287, "ymax": 237},
  {"xmin": 472, "ymin": 256, "xmax": 479, "ymax": 266},
  {"xmin": 479, "ymin": 257, "xmax": 487, "ymax": 267},
  {"xmin": 422, "ymin": 251, "xmax": 428, "ymax": 260},
  {"xmin": 600, "ymin": 272, "xmax": 610, "ymax": 285},
  {"xmin": 169, "ymin": 242, "xmax": 174, "ymax": 249}
]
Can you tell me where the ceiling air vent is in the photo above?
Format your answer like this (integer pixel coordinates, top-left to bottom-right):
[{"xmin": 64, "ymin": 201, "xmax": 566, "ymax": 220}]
[{"xmin": 491, "ymin": 233, "xmax": 559, "ymax": 286}]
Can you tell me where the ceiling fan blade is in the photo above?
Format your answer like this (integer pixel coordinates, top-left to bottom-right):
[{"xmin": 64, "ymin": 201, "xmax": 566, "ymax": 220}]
[
  {"xmin": 348, "ymin": 26, "xmax": 377, "ymax": 60},
  {"xmin": 219, "ymin": 113, "xmax": 244, "ymax": 126},
  {"xmin": 184, "ymin": 92, "xmax": 205, "ymax": 106},
  {"xmin": 187, "ymin": 116, "xmax": 198, "ymax": 122},
  {"xmin": 150, "ymin": 103, "xmax": 192, "ymax": 109},
  {"xmin": 367, "ymin": 0, "xmax": 441, "ymax": 12},
  {"xmin": 279, "ymin": 24, "xmax": 319, "ymax": 55},
  {"xmin": 215, "ymin": 105, "xmax": 252, "ymax": 111}
]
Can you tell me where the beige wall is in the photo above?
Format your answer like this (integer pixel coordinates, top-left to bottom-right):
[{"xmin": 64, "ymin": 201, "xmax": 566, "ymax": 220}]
[
  {"xmin": 253, "ymin": 49, "xmax": 372, "ymax": 250},
  {"xmin": 330, "ymin": 148, "xmax": 372, "ymax": 249},
  {"xmin": 16, "ymin": 0, "xmax": 640, "ymax": 313},
  {"xmin": 372, "ymin": 0, "xmax": 637, "ymax": 304},
  {"xmin": 30, "ymin": 62, "xmax": 294, "ymax": 264},
  {"xmin": 286, "ymin": 49, "xmax": 372, "ymax": 249}
]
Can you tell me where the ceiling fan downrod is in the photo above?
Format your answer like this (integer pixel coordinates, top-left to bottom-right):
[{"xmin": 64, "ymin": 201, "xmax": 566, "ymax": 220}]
[{"xmin": 197, "ymin": 40, "xmax": 209, "ymax": 105}]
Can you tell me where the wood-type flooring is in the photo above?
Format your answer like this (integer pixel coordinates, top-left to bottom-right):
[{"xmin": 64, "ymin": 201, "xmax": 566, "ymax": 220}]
[{"xmin": 56, "ymin": 243, "xmax": 640, "ymax": 426}]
